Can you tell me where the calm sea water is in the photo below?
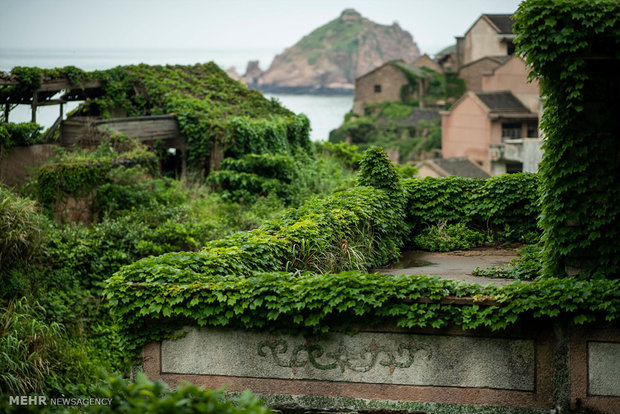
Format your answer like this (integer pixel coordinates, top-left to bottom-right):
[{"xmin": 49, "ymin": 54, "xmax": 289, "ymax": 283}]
[{"xmin": 0, "ymin": 48, "xmax": 352, "ymax": 141}]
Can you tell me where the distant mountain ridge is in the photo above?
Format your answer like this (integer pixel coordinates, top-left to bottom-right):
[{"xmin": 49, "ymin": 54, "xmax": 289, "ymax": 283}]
[{"xmin": 247, "ymin": 9, "xmax": 420, "ymax": 94}]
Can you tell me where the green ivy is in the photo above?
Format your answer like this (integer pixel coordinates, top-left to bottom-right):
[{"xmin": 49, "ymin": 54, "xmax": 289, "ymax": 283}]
[
  {"xmin": 105, "ymin": 268, "xmax": 620, "ymax": 359},
  {"xmin": 514, "ymin": 0, "xmax": 620, "ymax": 278}
]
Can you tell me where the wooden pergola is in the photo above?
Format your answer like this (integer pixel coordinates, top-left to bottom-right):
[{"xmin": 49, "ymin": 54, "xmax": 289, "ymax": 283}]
[{"xmin": 0, "ymin": 77, "xmax": 104, "ymax": 124}]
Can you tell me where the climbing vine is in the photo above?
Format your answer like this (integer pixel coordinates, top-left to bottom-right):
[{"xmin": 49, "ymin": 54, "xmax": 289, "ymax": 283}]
[{"xmin": 514, "ymin": 0, "xmax": 620, "ymax": 279}]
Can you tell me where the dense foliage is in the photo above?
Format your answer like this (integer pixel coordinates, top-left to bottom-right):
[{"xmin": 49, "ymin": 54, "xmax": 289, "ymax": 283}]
[
  {"xmin": 0, "ymin": 137, "xmax": 356, "ymax": 397},
  {"xmin": 403, "ymin": 174, "xmax": 541, "ymax": 246},
  {"xmin": 514, "ymin": 0, "xmax": 620, "ymax": 279},
  {"xmin": 413, "ymin": 222, "xmax": 486, "ymax": 252}
]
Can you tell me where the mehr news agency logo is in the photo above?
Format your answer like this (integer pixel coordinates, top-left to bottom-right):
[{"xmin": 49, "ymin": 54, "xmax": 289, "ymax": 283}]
[{"xmin": 8, "ymin": 395, "xmax": 112, "ymax": 407}]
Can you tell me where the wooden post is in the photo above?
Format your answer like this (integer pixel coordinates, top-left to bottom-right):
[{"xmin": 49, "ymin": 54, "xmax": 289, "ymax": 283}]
[
  {"xmin": 60, "ymin": 102, "xmax": 64, "ymax": 119},
  {"xmin": 181, "ymin": 147, "xmax": 187, "ymax": 179},
  {"xmin": 4, "ymin": 103, "xmax": 9, "ymax": 122},
  {"xmin": 31, "ymin": 92, "xmax": 38, "ymax": 123}
]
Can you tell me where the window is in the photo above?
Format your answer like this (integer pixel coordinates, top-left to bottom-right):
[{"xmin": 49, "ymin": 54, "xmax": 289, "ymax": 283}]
[
  {"xmin": 506, "ymin": 163, "xmax": 523, "ymax": 174},
  {"xmin": 507, "ymin": 41, "xmax": 516, "ymax": 55},
  {"xmin": 374, "ymin": 84, "xmax": 382, "ymax": 93},
  {"xmin": 527, "ymin": 123, "xmax": 538, "ymax": 138},
  {"xmin": 502, "ymin": 122, "xmax": 522, "ymax": 140}
]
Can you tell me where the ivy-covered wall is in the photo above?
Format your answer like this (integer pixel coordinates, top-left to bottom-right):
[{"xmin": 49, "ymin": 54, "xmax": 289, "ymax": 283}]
[{"xmin": 514, "ymin": 0, "xmax": 620, "ymax": 279}]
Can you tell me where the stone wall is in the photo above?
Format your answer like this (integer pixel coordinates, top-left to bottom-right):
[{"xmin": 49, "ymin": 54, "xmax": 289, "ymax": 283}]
[
  {"xmin": 143, "ymin": 319, "xmax": 620, "ymax": 413},
  {"xmin": 0, "ymin": 144, "xmax": 57, "ymax": 187}
]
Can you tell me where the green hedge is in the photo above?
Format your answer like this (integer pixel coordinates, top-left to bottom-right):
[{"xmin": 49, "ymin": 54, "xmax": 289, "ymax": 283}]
[{"xmin": 403, "ymin": 173, "xmax": 541, "ymax": 243}]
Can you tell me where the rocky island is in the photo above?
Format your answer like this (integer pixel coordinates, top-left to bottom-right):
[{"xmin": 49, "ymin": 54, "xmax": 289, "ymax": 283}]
[{"xmin": 242, "ymin": 9, "xmax": 420, "ymax": 94}]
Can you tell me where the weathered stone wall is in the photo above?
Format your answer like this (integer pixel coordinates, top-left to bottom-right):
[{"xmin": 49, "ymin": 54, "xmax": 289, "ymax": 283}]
[{"xmin": 144, "ymin": 321, "xmax": 620, "ymax": 413}]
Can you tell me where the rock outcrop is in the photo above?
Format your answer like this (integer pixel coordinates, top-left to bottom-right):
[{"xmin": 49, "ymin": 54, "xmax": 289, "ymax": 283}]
[{"xmin": 254, "ymin": 9, "xmax": 420, "ymax": 93}]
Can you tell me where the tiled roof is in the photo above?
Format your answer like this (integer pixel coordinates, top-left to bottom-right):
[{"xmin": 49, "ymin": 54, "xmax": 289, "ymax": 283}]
[
  {"xmin": 475, "ymin": 91, "xmax": 530, "ymax": 113},
  {"xmin": 427, "ymin": 157, "xmax": 491, "ymax": 178},
  {"xmin": 484, "ymin": 14, "xmax": 514, "ymax": 34}
]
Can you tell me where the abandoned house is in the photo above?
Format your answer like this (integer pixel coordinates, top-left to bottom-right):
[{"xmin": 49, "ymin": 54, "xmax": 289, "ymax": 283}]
[{"xmin": 352, "ymin": 61, "xmax": 429, "ymax": 115}]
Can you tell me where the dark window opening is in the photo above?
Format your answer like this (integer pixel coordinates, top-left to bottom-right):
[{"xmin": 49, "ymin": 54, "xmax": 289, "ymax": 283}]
[
  {"xmin": 527, "ymin": 123, "xmax": 538, "ymax": 138},
  {"xmin": 374, "ymin": 84, "xmax": 382, "ymax": 93},
  {"xmin": 506, "ymin": 162, "xmax": 523, "ymax": 174},
  {"xmin": 507, "ymin": 41, "xmax": 516, "ymax": 55},
  {"xmin": 161, "ymin": 147, "xmax": 183, "ymax": 178},
  {"xmin": 502, "ymin": 122, "xmax": 522, "ymax": 140}
]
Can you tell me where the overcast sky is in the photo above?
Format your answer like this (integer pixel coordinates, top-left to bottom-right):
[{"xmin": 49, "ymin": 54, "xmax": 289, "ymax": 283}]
[{"xmin": 1, "ymin": 0, "xmax": 523, "ymax": 56}]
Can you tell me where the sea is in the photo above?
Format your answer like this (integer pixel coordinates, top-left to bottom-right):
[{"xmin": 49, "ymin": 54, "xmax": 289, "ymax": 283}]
[{"xmin": 0, "ymin": 48, "xmax": 353, "ymax": 142}]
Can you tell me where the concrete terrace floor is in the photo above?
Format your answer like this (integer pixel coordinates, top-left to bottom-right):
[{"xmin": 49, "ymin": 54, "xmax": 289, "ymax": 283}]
[{"xmin": 377, "ymin": 248, "xmax": 521, "ymax": 286}]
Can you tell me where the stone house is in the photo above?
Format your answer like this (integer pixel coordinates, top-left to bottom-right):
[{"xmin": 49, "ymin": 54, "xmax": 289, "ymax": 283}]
[
  {"xmin": 352, "ymin": 61, "xmax": 428, "ymax": 115},
  {"xmin": 411, "ymin": 54, "xmax": 443, "ymax": 73},
  {"xmin": 441, "ymin": 91, "xmax": 539, "ymax": 174},
  {"xmin": 455, "ymin": 14, "xmax": 516, "ymax": 70}
]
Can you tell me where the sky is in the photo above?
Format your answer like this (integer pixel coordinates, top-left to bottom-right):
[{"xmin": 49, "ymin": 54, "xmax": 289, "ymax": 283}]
[{"xmin": 1, "ymin": 0, "xmax": 523, "ymax": 57}]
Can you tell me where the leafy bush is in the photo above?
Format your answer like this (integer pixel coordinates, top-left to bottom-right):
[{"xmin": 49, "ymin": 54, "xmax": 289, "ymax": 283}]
[
  {"xmin": 315, "ymin": 141, "xmax": 363, "ymax": 170},
  {"xmin": 413, "ymin": 222, "xmax": 486, "ymax": 252},
  {"xmin": 37, "ymin": 138, "xmax": 157, "ymax": 210}
]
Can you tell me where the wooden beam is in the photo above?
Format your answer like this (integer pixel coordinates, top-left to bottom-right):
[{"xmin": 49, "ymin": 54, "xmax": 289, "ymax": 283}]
[
  {"xmin": 37, "ymin": 99, "xmax": 67, "ymax": 107},
  {"xmin": 31, "ymin": 92, "xmax": 37, "ymax": 123}
]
